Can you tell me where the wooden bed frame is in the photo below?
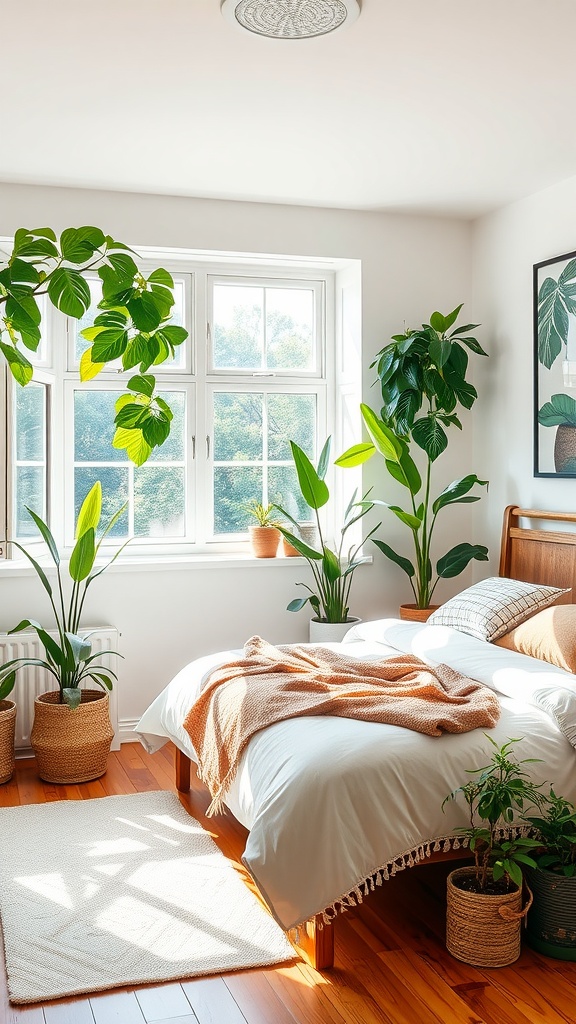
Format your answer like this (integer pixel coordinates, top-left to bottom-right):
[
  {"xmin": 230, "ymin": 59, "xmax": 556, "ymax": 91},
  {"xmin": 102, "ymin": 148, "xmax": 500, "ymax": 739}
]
[{"xmin": 175, "ymin": 506, "xmax": 576, "ymax": 971}]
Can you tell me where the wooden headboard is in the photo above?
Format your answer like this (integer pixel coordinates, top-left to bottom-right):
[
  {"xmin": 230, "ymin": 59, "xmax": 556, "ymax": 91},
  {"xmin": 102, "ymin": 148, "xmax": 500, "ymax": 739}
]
[{"xmin": 499, "ymin": 506, "xmax": 576, "ymax": 601}]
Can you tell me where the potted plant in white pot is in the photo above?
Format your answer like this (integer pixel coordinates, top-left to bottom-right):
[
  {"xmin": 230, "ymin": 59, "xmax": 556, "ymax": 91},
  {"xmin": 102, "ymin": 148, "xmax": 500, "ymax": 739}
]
[
  {"xmin": 0, "ymin": 482, "xmax": 125, "ymax": 784},
  {"xmin": 442, "ymin": 737, "xmax": 542, "ymax": 967},
  {"xmin": 336, "ymin": 305, "xmax": 489, "ymax": 619},
  {"xmin": 274, "ymin": 437, "xmax": 379, "ymax": 641},
  {"xmin": 523, "ymin": 788, "xmax": 576, "ymax": 959}
]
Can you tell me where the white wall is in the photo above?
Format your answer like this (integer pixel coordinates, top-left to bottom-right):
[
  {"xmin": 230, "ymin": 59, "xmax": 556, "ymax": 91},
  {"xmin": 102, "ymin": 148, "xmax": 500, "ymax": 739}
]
[
  {"xmin": 472, "ymin": 174, "xmax": 576, "ymax": 567},
  {"xmin": 0, "ymin": 183, "xmax": 473, "ymax": 730}
]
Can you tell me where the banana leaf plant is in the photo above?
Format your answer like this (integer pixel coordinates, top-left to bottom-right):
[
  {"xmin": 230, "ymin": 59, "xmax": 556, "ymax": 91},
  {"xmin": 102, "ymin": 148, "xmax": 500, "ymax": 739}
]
[
  {"xmin": 0, "ymin": 226, "xmax": 188, "ymax": 465},
  {"xmin": 274, "ymin": 437, "xmax": 379, "ymax": 623},
  {"xmin": 0, "ymin": 482, "xmax": 125, "ymax": 708},
  {"xmin": 336, "ymin": 305, "xmax": 489, "ymax": 609}
]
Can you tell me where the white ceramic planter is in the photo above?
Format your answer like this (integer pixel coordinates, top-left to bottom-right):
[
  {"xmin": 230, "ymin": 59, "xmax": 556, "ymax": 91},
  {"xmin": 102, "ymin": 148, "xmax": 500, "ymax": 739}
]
[{"xmin": 309, "ymin": 616, "xmax": 361, "ymax": 643}]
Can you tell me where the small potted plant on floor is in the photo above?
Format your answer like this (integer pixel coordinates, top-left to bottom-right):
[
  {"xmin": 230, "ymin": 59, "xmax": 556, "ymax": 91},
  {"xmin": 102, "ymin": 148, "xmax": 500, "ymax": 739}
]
[
  {"xmin": 442, "ymin": 736, "xmax": 542, "ymax": 967},
  {"xmin": 0, "ymin": 482, "xmax": 125, "ymax": 784},
  {"xmin": 523, "ymin": 788, "xmax": 576, "ymax": 959},
  {"xmin": 242, "ymin": 500, "xmax": 282, "ymax": 558},
  {"xmin": 336, "ymin": 305, "xmax": 489, "ymax": 618},
  {"xmin": 274, "ymin": 437, "xmax": 379, "ymax": 641}
]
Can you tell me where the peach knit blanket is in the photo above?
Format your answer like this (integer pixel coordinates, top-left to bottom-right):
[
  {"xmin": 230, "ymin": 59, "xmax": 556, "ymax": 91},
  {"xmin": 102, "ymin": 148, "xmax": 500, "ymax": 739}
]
[{"xmin": 184, "ymin": 636, "xmax": 500, "ymax": 815}]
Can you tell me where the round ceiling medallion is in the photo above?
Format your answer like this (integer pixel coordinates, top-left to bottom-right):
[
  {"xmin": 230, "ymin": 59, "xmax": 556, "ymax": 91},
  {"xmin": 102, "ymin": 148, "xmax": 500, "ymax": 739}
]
[{"xmin": 221, "ymin": 0, "xmax": 360, "ymax": 39}]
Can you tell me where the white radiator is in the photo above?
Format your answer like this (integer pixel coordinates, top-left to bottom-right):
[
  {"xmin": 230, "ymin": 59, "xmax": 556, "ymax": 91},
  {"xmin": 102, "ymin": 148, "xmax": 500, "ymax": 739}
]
[{"xmin": 0, "ymin": 626, "xmax": 120, "ymax": 754}]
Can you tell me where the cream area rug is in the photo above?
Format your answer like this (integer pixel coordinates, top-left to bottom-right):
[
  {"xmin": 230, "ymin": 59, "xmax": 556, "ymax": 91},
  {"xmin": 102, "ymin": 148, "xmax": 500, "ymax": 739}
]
[{"xmin": 0, "ymin": 790, "xmax": 295, "ymax": 1004}]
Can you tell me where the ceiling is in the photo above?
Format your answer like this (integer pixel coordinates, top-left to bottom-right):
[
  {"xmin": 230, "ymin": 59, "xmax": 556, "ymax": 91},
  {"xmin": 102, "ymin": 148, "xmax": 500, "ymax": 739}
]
[{"xmin": 2, "ymin": 0, "xmax": 576, "ymax": 217}]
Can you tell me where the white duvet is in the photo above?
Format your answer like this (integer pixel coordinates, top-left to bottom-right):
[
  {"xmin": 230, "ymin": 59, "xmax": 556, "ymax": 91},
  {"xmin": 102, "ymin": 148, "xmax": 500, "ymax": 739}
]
[{"xmin": 135, "ymin": 619, "xmax": 576, "ymax": 931}]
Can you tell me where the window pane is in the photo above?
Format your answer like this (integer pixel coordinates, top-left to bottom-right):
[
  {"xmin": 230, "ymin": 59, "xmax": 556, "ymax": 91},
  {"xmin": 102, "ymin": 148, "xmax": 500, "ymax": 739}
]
[
  {"xmin": 74, "ymin": 391, "xmax": 123, "ymax": 462},
  {"xmin": 15, "ymin": 467, "xmax": 45, "ymax": 537},
  {"xmin": 135, "ymin": 467, "xmax": 185, "ymax": 536},
  {"xmin": 266, "ymin": 288, "xmax": 314, "ymax": 371},
  {"xmin": 213, "ymin": 285, "xmax": 264, "ymax": 370},
  {"xmin": 213, "ymin": 393, "xmax": 263, "ymax": 461},
  {"xmin": 268, "ymin": 466, "xmax": 312, "ymax": 523},
  {"xmin": 267, "ymin": 394, "xmax": 316, "ymax": 461},
  {"xmin": 213, "ymin": 466, "xmax": 262, "ymax": 534},
  {"xmin": 74, "ymin": 467, "xmax": 129, "ymax": 538},
  {"xmin": 16, "ymin": 383, "xmax": 45, "ymax": 462}
]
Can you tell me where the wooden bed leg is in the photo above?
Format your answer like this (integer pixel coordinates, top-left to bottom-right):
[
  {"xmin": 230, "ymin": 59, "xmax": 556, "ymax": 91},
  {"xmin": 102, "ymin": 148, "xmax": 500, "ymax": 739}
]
[
  {"xmin": 175, "ymin": 747, "xmax": 191, "ymax": 792},
  {"xmin": 289, "ymin": 915, "xmax": 334, "ymax": 971}
]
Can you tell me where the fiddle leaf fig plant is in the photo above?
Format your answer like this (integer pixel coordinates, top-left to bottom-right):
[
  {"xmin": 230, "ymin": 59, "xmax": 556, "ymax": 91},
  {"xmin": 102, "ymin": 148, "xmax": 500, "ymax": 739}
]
[
  {"xmin": 336, "ymin": 305, "xmax": 489, "ymax": 609},
  {"xmin": 0, "ymin": 227, "xmax": 188, "ymax": 464},
  {"xmin": 0, "ymin": 482, "xmax": 125, "ymax": 708}
]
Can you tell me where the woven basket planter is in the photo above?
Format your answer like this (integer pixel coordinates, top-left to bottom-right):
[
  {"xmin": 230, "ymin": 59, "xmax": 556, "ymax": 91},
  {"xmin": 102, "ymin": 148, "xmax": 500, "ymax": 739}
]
[
  {"xmin": 0, "ymin": 701, "xmax": 17, "ymax": 784},
  {"xmin": 249, "ymin": 525, "xmax": 280, "ymax": 558},
  {"xmin": 446, "ymin": 866, "xmax": 531, "ymax": 967},
  {"xmin": 526, "ymin": 867, "xmax": 576, "ymax": 960},
  {"xmin": 31, "ymin": 690, "xmax": 113, "ymax": 784}
]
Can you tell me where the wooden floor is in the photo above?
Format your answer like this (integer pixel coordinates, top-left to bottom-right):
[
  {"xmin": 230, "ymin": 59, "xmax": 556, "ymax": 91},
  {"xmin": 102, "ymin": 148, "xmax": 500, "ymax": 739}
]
[{"xmin": 1, "ymin": 744, "xmax": 576, "ymax": 1024}]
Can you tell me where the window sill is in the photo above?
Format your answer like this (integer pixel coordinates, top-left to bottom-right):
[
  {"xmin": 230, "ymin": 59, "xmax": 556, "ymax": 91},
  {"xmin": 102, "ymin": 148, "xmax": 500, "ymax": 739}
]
[{"xmin": 0, "ymin": 551, "xmax": 373, "ymax": 578}]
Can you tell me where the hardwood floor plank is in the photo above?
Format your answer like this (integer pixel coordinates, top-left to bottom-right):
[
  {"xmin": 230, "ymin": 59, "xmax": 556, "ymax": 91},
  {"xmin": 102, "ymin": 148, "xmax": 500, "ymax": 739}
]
[
  {"xmin": 181, "ymin": 977, "xmax": 247, "ymax": 1024},
  {"xmin": 90, "ymin": 991, "xmax": 146, "ymax": 1024},
  {"xmin": 151, "ymin": 1017, "xmax": 198, "ymax": 1024},
  {"xmin": 378, "ymin": 949, "xmax": 485, "ymax": 1024},
  {"xmin": 263, "ymin": 963, "xmax": 347, "ymax": 1024},
  {"xmin": 481, "ymin": 953, "xmax": 576, "ymax": 1024},
  {"xmin": 44, "ymin": 999, "xmax": 95, "ymax": 1023},
  {"xmin": 223, "ymin": 970, "xmax": 300, "ymax": 1024},
  {"xmin": 454, "ymin": 982, "xmax": 543, "ymax": 1024},
  {"xmin": 135, "ymin": 983, "xmax": 192, "ymax": 1022},
  {"xmin": 296, "ymin": 954, "xmax": 396, "ymax": 1024}
]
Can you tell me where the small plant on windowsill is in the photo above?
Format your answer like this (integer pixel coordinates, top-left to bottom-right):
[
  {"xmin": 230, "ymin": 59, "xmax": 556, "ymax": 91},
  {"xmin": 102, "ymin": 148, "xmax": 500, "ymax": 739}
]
[
  {"xmin": 0, "ymin": 481, "xmax": 127, "ymax": 784},
  {"xmin": 241, "ymin": 500, "xmax": 282, "ymax": 558}
]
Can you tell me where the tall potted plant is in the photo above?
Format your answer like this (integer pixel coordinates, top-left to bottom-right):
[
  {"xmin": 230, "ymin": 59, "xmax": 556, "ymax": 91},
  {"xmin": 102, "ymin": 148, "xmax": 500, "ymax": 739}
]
[
  {"xmin": 443, "ymin": 737, "xmax": 542, "ymax": 967},
  {"xmin": 337, "ymin": 305, "xmax": 489, "ymax": 617},
  {"xmin": 274, "ymin": 437, "xmax": 379, "ymax": 641},
  {"xmin": 0, "ymin": 482, "xmax": 125, "ymax": 783}
]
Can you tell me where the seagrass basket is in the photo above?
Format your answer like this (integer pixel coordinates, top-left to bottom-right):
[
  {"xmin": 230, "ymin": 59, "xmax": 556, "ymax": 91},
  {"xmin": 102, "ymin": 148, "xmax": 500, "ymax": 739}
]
[
  {"xmin": 446, "ymin": 866, "xmax": 532, "ymax": 967},
  {"xmin": 31, "ymin": 690, "xmax": 113, "ymax": 784},
  {"xmin": 0, "ymin": 701, "xmax": 17, "ymax": 784}
]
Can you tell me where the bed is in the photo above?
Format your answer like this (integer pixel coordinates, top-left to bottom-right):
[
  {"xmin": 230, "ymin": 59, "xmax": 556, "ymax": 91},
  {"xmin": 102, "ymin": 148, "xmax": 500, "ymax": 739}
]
[{"xmin": 135, "ymin": 507, "xmax": 576, "ymax": 969}]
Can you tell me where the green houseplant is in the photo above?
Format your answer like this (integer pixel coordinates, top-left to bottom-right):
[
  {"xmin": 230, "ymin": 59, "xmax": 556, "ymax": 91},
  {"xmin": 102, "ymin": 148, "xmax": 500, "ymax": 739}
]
[
  {"xmin": 336, "ymin": 305, "xmax": 489, "ymax": 614},
  {"xmin": 523, "ymin": 789, "xmax": 576, "ymax": 959},
  {"xmin": 442, "ymin": 737, "xmax": 542, "ymax": 967},
  {"xmin": 0, "ymin": 226, "xmax": 188, "ymax": 465},
  {"xmin": 274, "ymin": 437, "xmax": 378, "ymax": 640},
  {"xmin": 242, "ymin": 500, "xmax": 281, "ymax": 558},
  {"xmin": 0, "ymin": 481, "xmax": 126, "ymax": 783}
]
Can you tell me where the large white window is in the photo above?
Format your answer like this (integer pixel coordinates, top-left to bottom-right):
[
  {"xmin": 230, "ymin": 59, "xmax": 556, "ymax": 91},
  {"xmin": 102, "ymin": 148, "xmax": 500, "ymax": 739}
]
[{"xmin": 1, "ymin": 254, "xmax": 348, "ymax": 558}]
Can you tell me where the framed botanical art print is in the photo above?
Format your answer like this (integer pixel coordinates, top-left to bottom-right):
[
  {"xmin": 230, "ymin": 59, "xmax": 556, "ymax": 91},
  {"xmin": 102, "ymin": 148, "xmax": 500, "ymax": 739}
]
[{"xmin": 534, "ymin": 249, "xmax": 576, "ymax": 477}]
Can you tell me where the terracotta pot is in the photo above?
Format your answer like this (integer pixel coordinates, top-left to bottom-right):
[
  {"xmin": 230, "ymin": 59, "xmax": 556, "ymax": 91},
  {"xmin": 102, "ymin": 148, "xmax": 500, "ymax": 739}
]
[
  {"xmin": 31, "ymin": 689, "xmax": 114, "ymax": 784},
  {"xmin": 0, "ymin": 701, "xmax": 16, "ymax": 784},
  {"xmin": 249, "ymin": 525, "xmax": 280, "ymax": 558},
  {"xmin": 282, "ymin": 524, "xmax": 318, "ymax": 557},
  {"xmin": 309, "ymin": 616, "xmax": 361, "ymax": 643},
  {"xmin": 399, "ymin": 604, "xmax": 440, "ymax": 622}
]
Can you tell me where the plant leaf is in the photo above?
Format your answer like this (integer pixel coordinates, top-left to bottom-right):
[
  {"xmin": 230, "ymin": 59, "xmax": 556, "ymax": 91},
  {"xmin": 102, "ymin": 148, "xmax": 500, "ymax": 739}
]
[{"xmin": 436, "ymin": 542, "xmax": 489, "ymax": 578}]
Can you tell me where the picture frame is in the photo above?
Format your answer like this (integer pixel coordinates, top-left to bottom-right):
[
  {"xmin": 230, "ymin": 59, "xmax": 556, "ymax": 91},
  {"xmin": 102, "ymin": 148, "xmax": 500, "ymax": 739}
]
[{"xmin": 534, "ymin": 249, "xmax": 576, "ymax": 478}]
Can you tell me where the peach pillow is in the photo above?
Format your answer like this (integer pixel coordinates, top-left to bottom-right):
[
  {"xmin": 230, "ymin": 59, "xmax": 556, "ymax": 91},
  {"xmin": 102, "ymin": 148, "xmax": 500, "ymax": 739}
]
[{"xmin": 494, "ymin": 604, "xmax": 576, "ymax": 673}]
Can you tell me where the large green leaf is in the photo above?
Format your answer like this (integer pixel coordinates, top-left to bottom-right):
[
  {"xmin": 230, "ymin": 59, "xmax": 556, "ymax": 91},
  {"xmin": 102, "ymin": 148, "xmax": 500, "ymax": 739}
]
[
  {"xmin": 62, "ymin": 688, "xmax": 82, "ymax": 710},
  {"xmin": 412, "ymin": 416, "xmax": 448, "ymax": 461},
  {"xmin": 432, "ymin": 475, "xmax": 488, "ymax": 514},
  {"xmin": 322, "ymin": 546, "xmax": 342, "ymax": 583},
  {"xmin": 0, "ymin": 342, "xmax": 33, "ymax": 385},
  {"xmin": 112, "ymin": 426, "xmax": 151, "ymax": 466},
  {"xmin": 24, "ymin": 507, "xmax": 60, "ymax": 564},
  {"xmin": 317, "ymin": 437, "xmax": 331, "ymax": 481},
  {"xmin": 69, "ymin": 528, "xmax": 96, "ymax": 582},
  {"xmin": 91, "ymin": 328, "xmax": 129, "ymax": 363},
  {"xmin": 60, "ymin": 226, "xmax": 105, "ymax": 263},
  {"xmin": 373, "ymin": 539, "xmax": 415, "ymax": 578},
  {"xmin": 361, "ymin": 405, "xmax": 402, "ymax": 460},
  {"xmin": 277, "ymin": 526, "xmax": 322, "ymax": 560},
  {"xmin": 538, "ymin": 393, "xmax": 576, "ymax": 427},
  {"xmin": 47, "ymin": 268, "xmax": 91, "ymax": 318},
  {"xmin": 436, "ymin": 543, "xmax": 489, "ymax": 578},
  {"xmin": 335, "ymin": 443, "xmax": 375, "ymax": 468},
  {"xmin": 76, "ymin": 481, "xmax": 102, "ymax": 539},
  {"xmin": 386, "ymin": 505, "xmax": 422, "ymax": 530},
  {"xmin": 291, "ymin": 441, "xmax": 329, "ymax": 510},
  {"xmin": 0, "ymin": 672, "xmax": 16, "ymax": 701}
]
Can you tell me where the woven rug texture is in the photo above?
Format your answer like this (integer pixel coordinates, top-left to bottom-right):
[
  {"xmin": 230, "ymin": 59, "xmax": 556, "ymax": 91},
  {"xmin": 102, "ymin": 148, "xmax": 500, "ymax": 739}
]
[{"xmin": 0, "ymin": 790, "xmax": 294, "ymax": 1004}]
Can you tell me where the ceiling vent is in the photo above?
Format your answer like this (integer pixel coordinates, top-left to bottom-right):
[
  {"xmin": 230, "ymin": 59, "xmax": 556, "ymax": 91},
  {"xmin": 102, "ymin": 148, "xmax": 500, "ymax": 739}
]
[{"xmin": 220, "ymin": 1, "xmax": 361, "ymax": 39}]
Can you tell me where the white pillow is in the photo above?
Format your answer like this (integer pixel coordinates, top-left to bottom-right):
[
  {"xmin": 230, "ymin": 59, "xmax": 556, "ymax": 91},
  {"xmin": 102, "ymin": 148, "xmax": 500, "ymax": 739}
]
[{"xmin": 427, "ymin": 577, "xmax": 570, "ymax": 642}]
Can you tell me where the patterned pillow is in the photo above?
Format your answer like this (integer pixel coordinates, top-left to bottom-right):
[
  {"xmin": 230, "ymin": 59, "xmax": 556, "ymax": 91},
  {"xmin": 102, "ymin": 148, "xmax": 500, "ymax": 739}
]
[
  {"xmin": 495, "ymin": 604, "xmax": 576, "ymax": 672},
  {"xmin": 427, "ymin": 577, "xmax": 570, "ymax": 642}
]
